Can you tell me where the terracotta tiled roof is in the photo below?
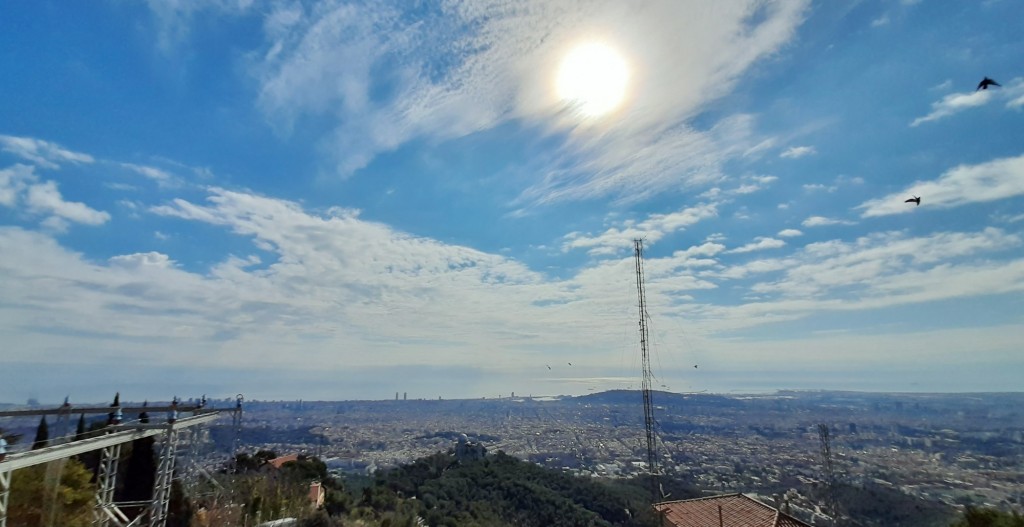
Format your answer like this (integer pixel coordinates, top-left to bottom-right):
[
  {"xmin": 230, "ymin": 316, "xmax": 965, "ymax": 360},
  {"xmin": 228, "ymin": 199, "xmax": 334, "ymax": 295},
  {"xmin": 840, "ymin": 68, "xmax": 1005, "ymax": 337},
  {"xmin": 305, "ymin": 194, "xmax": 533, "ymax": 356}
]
[
  {"xmin": 267, "ymin": 453, "xmax": 300, "ymax": 469},
  {"xmin": 655, "ymin": 494, "xmax": 812, "ymax": 527}
]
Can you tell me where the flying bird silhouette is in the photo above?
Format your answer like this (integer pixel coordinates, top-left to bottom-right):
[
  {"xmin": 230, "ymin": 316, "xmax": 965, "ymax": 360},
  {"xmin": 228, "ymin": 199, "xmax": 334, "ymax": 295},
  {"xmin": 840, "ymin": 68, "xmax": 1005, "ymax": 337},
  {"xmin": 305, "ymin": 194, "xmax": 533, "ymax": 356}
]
[
  {"xmin": 977, "ymin": 77, "xmax": 1001, "ymax": 91},
  {"xmin": 694, "ymin": 365, "xmax": 698, "ymax": 369},
  {"xmin": 567, "ymin": 362, "xmax": 572, "ymax": 366},
  {"xmin": 905, "ymin": 196, "xmax": 921, "ymax": 206},
  {"xmin": 546, "ymin": 364, "xmax": 551, "ymax": 370}
]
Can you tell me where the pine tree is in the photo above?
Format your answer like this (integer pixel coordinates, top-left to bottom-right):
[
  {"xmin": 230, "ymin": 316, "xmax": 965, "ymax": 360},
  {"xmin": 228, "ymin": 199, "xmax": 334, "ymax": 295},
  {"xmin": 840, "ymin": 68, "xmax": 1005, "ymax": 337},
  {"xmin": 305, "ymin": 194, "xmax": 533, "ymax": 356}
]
[
  {"xmin": 117, "ymin": 402, "xmax": 157, "ymax": 519},
  {"xmin": 74, "ymin": 414, "xmax": 86, "ymax": 441},
  {"xmin": 32, "ymin": 416, "xmax": 49, "ymax": 450}
]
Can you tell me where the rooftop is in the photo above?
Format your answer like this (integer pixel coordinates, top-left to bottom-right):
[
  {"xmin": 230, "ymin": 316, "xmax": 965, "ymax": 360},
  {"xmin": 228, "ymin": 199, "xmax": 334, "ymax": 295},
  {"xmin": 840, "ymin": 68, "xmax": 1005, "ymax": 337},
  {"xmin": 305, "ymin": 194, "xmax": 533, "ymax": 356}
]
[{"xmin": 654, "ymin": 494, "xmax": 812, "ymax": 527}]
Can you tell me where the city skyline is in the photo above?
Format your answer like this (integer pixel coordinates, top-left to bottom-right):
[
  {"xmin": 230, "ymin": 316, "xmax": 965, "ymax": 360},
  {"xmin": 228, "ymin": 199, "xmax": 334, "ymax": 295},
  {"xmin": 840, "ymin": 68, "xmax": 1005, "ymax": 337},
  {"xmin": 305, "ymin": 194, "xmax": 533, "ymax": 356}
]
[{"xmin": 2, "ymin": 1, "xmax": 1024, "ymax": 402}]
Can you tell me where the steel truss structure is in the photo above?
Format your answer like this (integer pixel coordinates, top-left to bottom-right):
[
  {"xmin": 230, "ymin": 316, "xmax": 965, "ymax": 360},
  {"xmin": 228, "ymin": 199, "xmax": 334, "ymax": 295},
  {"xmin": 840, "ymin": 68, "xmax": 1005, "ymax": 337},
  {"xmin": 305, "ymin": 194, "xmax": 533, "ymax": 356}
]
[{"xmin": 0, "ymin": 412, "xmax": 220, "ymax": 527}]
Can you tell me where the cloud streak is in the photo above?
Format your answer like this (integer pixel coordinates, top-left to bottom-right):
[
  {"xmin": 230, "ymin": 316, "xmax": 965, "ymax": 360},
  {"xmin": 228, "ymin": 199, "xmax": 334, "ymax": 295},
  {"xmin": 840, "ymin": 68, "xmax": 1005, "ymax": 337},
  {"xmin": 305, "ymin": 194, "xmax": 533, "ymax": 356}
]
[
  {"xmin": 780, "ymin": 145, "xmax": 816, "ymax": 159},
  {"xmin": 249, "ymin": 0, "xmax": 810, "ymax": 204},
  {"xmin": 0, "ymin": 164, "xmax": 111, "ymax": 229},
  {"xmin": 858, "ymin": 154, "xmax": 1024, "ymax": 217},
  {"xmin": 910, "ymin": 77, "xmax": 1024, "ymax": 126},
  {"xmin": 0, "ymin": 135, "xmax": 95, "ymax": 169}
]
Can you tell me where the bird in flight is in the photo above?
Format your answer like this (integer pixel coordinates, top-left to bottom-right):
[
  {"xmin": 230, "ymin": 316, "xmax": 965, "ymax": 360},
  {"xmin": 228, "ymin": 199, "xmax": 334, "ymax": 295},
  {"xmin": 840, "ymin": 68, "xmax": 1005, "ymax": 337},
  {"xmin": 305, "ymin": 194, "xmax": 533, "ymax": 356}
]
[
  {"xmin": 977, "ymin": 77, "xmax": 1001, "ymax": 91},
  {"xmin": 546, "ymin": 364, "xmax": 551, "ymax": 370},
  {"xmin": 567, "ymin": 362, "xmax": 572, "ymax": 366},
  {"xmin": 694, "ymin": 365, "xmax": 698, "ymax": 369},
  {"xmin": 905, "ymin": 196, "xmax": 921, "ymax": 206}
]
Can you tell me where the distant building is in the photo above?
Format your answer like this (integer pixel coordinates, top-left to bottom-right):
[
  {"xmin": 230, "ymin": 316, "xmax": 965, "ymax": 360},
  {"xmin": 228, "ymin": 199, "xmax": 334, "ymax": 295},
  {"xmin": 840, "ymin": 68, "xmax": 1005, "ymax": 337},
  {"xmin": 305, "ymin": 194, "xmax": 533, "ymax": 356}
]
[
  {"xmin": 308, "ymin": 481, "xmax": 325, "ymax": 509},
  {"xmin": 654, "ymin": 494, "xmax": 811, "ymax": 527},
  {"xmin": 266, "ymin": 453, "xmax": 300, "ymax": 470},
  {"xmin": 454, "ymin": 433, "xmax": 486, "ymax": 462}
]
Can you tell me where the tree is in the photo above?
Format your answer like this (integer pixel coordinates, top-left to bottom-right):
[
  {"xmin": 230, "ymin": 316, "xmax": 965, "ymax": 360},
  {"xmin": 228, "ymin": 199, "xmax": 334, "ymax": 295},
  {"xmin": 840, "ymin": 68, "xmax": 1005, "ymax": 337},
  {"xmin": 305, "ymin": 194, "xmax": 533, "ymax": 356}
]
[
  {"xmin": 166, "ymin": 480, "xmax": 193, "ymax": 527},
  {"xmin": 951, "ymin": 507, "xmax": 1024, "ymax": 527},
  {"xmin": 117, "ymin": 428, "xmax": 156, "ymax": 518},
  {"xmin": 74, "ymin": 414, "xmax": 86, "ymax": 441},
  {"xmin": 7, "ymin": 458, "xmax": 95, "ymax": 527},
  {"xmin": 32, "ymin": 416, "xmax": 49, "ymax": 450}
]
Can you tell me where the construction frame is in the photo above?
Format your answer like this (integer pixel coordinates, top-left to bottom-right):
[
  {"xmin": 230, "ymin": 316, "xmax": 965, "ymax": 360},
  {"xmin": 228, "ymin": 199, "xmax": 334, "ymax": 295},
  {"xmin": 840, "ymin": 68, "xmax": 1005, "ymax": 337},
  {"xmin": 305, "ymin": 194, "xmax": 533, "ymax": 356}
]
[{"xmin": 0, "ymin": 402, "xmax": 234, "ymax": 527}]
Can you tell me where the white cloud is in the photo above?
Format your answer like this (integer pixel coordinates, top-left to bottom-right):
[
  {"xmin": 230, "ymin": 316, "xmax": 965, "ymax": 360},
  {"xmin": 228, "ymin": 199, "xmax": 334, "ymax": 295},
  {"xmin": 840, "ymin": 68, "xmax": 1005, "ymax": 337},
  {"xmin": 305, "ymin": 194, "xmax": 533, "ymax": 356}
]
[
  {"xmin": 779, "ymin": 145, "xmax": 816, "ymax": 159},
  {"xmin": 802, "ymin": 216, "xmax": 855, "ymax": 227},
  {"xmin": 870, "ymin": 15, "xmax": 890, "ymax": 27},
  {"xmin": 700, "ymin": 173, "xmax": 777, "ymax": 200},
  {"xmin": 802, "ymin": 183, "xmax": 833, "ymax": 193},
  {"xmin": 5, "ymin": 185, "xmax": 1023, "ymax": 393},
  {"xmin": 0, "ymin": 135, "xmax": 94, "ymax": 169},
  {"xmin": 109, "ymin": 252, "xmax": 176, "ymax": 269},
  {"xmin": 910, "ymin": 77, "xmax": 1024, "ymax": 126},
  {"xmin": 694, "ymin": 227, "xmax": 1024, "ymax": 330},
  {"xmin": 247, "ymin": 0, "xmax": 810, "ymax": 203},
  {"xmin": 0, "ymin": 163, "xmax": 110, "ymax": 227},
  {"xmin": 144, "ymin": 0, "xmax": 255, "ymax": 53},
  {"xmin": 777, "ymin": 229, "xmax": 803, "ymax": 238},
  {"xmin": 121, "ymin": 162, "xmax": 177, "ymax": 186},
  {"xmin": 858, "ymin": 153, "xmax": 1024, "ymax": 217},
  {"xmin": 25, "ymin": 180, "xmax": 111, "ymax": 226},
  {"xmin": 0, "ymin": 164, "xmax": 34, "ymax": 206},
  {"xmin": 562, "ymin": 203, "xmax": 717, "ymax": 255},
  {"xmin": 727, "ymin": 237, "xmax": 786, "ymax": 254}
]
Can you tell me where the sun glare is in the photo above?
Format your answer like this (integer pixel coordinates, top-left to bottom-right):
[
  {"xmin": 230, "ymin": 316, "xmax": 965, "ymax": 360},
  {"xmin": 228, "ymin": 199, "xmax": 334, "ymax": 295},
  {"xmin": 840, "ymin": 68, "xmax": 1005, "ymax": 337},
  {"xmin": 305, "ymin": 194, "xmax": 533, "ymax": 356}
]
[{"xmin": 556, "ymin": 42, "xmax": 629, "ymax": 118}]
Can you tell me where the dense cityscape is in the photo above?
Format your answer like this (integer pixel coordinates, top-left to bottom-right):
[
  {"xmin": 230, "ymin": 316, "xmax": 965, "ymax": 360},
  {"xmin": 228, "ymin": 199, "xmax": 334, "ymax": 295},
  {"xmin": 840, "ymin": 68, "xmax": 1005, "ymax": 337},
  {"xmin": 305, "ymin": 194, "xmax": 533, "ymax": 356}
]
[{"xmin": 207, "ymin": 390, "xmax": 1024, "ymax": 523}]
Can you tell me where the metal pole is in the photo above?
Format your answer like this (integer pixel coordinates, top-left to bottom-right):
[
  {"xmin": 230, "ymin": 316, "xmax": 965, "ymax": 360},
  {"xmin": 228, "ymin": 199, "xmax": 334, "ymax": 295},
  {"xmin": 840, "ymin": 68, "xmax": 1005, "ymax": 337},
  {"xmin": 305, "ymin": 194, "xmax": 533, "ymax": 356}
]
[
  {"xmin": 149, "ymin": 429, "xmax": 179, "ymax": 527},
  {"xmin": 94, "ymin": 443, "xmax": 123, "ymax": 527},
  {"xmin": 0, "ymin": 469, "xmax": 11, "ymax": 527}
]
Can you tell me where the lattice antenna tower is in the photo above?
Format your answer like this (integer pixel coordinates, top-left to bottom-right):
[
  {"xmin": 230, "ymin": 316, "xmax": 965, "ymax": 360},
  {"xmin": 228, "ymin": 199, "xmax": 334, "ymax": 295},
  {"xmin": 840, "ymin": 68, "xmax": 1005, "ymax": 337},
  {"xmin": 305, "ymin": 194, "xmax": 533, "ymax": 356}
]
[
  {"xmin": 633, "ymin": 239, "xmax": 659, "ymax": 498},
  {"xmin": 817, "ymin": 423, "xmax": 840, "ymax": 524}
]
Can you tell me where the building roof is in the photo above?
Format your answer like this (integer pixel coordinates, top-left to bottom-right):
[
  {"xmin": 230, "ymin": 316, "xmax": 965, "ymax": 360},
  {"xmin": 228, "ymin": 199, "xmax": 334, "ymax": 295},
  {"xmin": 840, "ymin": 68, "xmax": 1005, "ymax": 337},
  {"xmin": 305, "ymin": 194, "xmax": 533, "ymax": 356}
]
[
  {"xmin": 266, "ymin": 453, "xmax": 300, "ymax": 469},
  {"xmin": 655, "ymin": 494, "xmax": 812, "ymax": 527}
]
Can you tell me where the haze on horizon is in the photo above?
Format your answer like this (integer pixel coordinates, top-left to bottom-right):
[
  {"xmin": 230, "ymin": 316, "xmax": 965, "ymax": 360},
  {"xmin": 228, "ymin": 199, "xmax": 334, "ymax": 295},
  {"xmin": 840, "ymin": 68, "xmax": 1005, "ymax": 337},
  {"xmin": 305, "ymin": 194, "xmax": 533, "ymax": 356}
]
[{"xmin": 2, "ymin": 1, "xmax": 1023, "ymax": 404}]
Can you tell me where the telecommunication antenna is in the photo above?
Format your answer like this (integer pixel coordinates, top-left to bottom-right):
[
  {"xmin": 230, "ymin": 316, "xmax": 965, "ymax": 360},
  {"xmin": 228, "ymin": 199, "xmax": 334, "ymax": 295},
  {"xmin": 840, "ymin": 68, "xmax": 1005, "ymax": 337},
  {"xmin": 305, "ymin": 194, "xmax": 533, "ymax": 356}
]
[
  {"xmin": 633, "ymin": 239, "xmax": 659, "ymax": 498},
  {"xmin": 817, "ymin": 423, "xmax": 840, "ymax": 524}
]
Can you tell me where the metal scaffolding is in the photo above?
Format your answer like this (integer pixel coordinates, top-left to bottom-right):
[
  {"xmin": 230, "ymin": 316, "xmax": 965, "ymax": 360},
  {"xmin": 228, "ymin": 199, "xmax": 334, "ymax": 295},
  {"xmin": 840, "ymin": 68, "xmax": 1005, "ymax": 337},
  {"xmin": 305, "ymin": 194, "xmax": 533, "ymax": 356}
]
[{"xmin": 0, "ymin": 412, "xmax": 220, "ymax": 527}]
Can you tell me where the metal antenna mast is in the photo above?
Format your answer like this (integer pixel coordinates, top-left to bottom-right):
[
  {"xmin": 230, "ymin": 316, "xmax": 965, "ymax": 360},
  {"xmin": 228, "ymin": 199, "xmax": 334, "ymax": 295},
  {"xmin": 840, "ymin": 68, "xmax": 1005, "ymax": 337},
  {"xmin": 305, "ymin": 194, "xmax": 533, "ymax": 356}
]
[
  {"xmin": 817, "ymin": 423, "xmax": 840, "ymax": 525},
  {"xmin": 634, "ymin": 239, "xmax": 659, "ymax": 496}
]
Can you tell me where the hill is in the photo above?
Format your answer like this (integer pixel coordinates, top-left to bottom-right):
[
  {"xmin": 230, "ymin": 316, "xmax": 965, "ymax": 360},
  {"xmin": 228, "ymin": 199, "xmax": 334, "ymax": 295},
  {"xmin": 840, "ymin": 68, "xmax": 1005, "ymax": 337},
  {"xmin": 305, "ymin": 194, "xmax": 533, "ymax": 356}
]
[{"xmin": 364, "ymin": 450, "xmax": 700, "ymax": 527}]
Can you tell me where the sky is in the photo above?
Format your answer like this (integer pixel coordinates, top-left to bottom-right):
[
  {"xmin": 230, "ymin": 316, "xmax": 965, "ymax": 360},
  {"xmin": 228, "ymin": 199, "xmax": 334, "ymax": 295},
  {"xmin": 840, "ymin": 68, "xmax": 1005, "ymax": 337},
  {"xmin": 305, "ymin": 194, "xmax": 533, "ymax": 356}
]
[{"xmin": 2, "ymin": 0, "xmax": 1023, "ymax": 404}]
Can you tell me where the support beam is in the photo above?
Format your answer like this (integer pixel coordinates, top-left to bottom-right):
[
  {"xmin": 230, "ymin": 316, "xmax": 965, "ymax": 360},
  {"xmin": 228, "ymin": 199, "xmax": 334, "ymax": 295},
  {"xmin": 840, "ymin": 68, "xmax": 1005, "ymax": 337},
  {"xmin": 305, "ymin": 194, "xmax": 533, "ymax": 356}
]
[
  {"xmin": 149, "ymin": 430, "xmax": 179, "ymax": 527},
  {"xmin": 0, "ymin": 469, "xmax": 10, "ymax": 527},
  {"xmin": 0, "ymin": 413, "xmax": 219, "ymax": 472},
  {"xmin": 0, "ymin": 405, "xmax": 204, "ymax": 418},
  {"xmin": 94, "ymin": 443, "xmax": 123, "ymax": 527},
  {"xmin": 0, "ymin": 413, "xmax": 219, "ymax": 527}
]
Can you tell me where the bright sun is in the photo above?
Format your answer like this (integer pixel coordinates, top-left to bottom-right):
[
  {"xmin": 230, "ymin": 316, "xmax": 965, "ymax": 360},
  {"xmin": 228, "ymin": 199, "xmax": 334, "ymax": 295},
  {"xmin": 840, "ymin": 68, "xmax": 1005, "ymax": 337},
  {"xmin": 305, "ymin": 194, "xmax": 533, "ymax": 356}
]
[{"xmin": 556, "ymin": 42, "xmax": 629, "ymax": 118}]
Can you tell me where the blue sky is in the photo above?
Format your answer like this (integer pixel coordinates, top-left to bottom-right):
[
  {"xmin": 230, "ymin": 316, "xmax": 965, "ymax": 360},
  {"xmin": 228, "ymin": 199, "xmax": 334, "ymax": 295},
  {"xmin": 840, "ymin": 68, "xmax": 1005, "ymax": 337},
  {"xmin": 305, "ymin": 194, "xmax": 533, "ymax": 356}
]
[{"xmin": 2, "ymin": 0, "xmax": 1023, "ymax": 403}]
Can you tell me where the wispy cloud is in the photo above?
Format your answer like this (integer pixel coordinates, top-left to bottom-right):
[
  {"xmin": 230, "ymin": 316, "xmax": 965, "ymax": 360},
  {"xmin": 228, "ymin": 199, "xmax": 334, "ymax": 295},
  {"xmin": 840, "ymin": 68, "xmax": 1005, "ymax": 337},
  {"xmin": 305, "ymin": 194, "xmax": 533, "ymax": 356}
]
[
  {"xmin": 0, "ymin": 164, "xmax": 110, "ymax": 229},
  {"xmin": 727, "ymin": 237, "xmax": 786, "ymax": 254},
  {"xmin": 695, "ymin": 227, "xmax": 1024, "ymax": 330},
  {"xmin": 802, "ymin": 215, "xmax": 856, "ymax": 227},
  {"xmin": 248, "ymin": 0, "xmax": 810, "ymax": 204},
  {"xmin": 779, "ymin": 145, "xmax": 817, "ymax": 159},
  {"xmin": 910, "ymin": 77, "xmax": 1024, "ymax": 126},
  {"xmin": 0, "ymin": 135, "xmax": 95, "ymax": 169},
  {"xmin": 562, "ymin": 203, "xmax": 717, "ymax": 255},
  {"xmin": 858, "ymin": 154, "xmax": 1024, "ymax": 217},
  {"xmin": 120, "ymin": 163, "xmax": 178, "ymax": 187},
  {"xmin": 777, "ymin": 229, "xmax": 803, "ymax": 238}
]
